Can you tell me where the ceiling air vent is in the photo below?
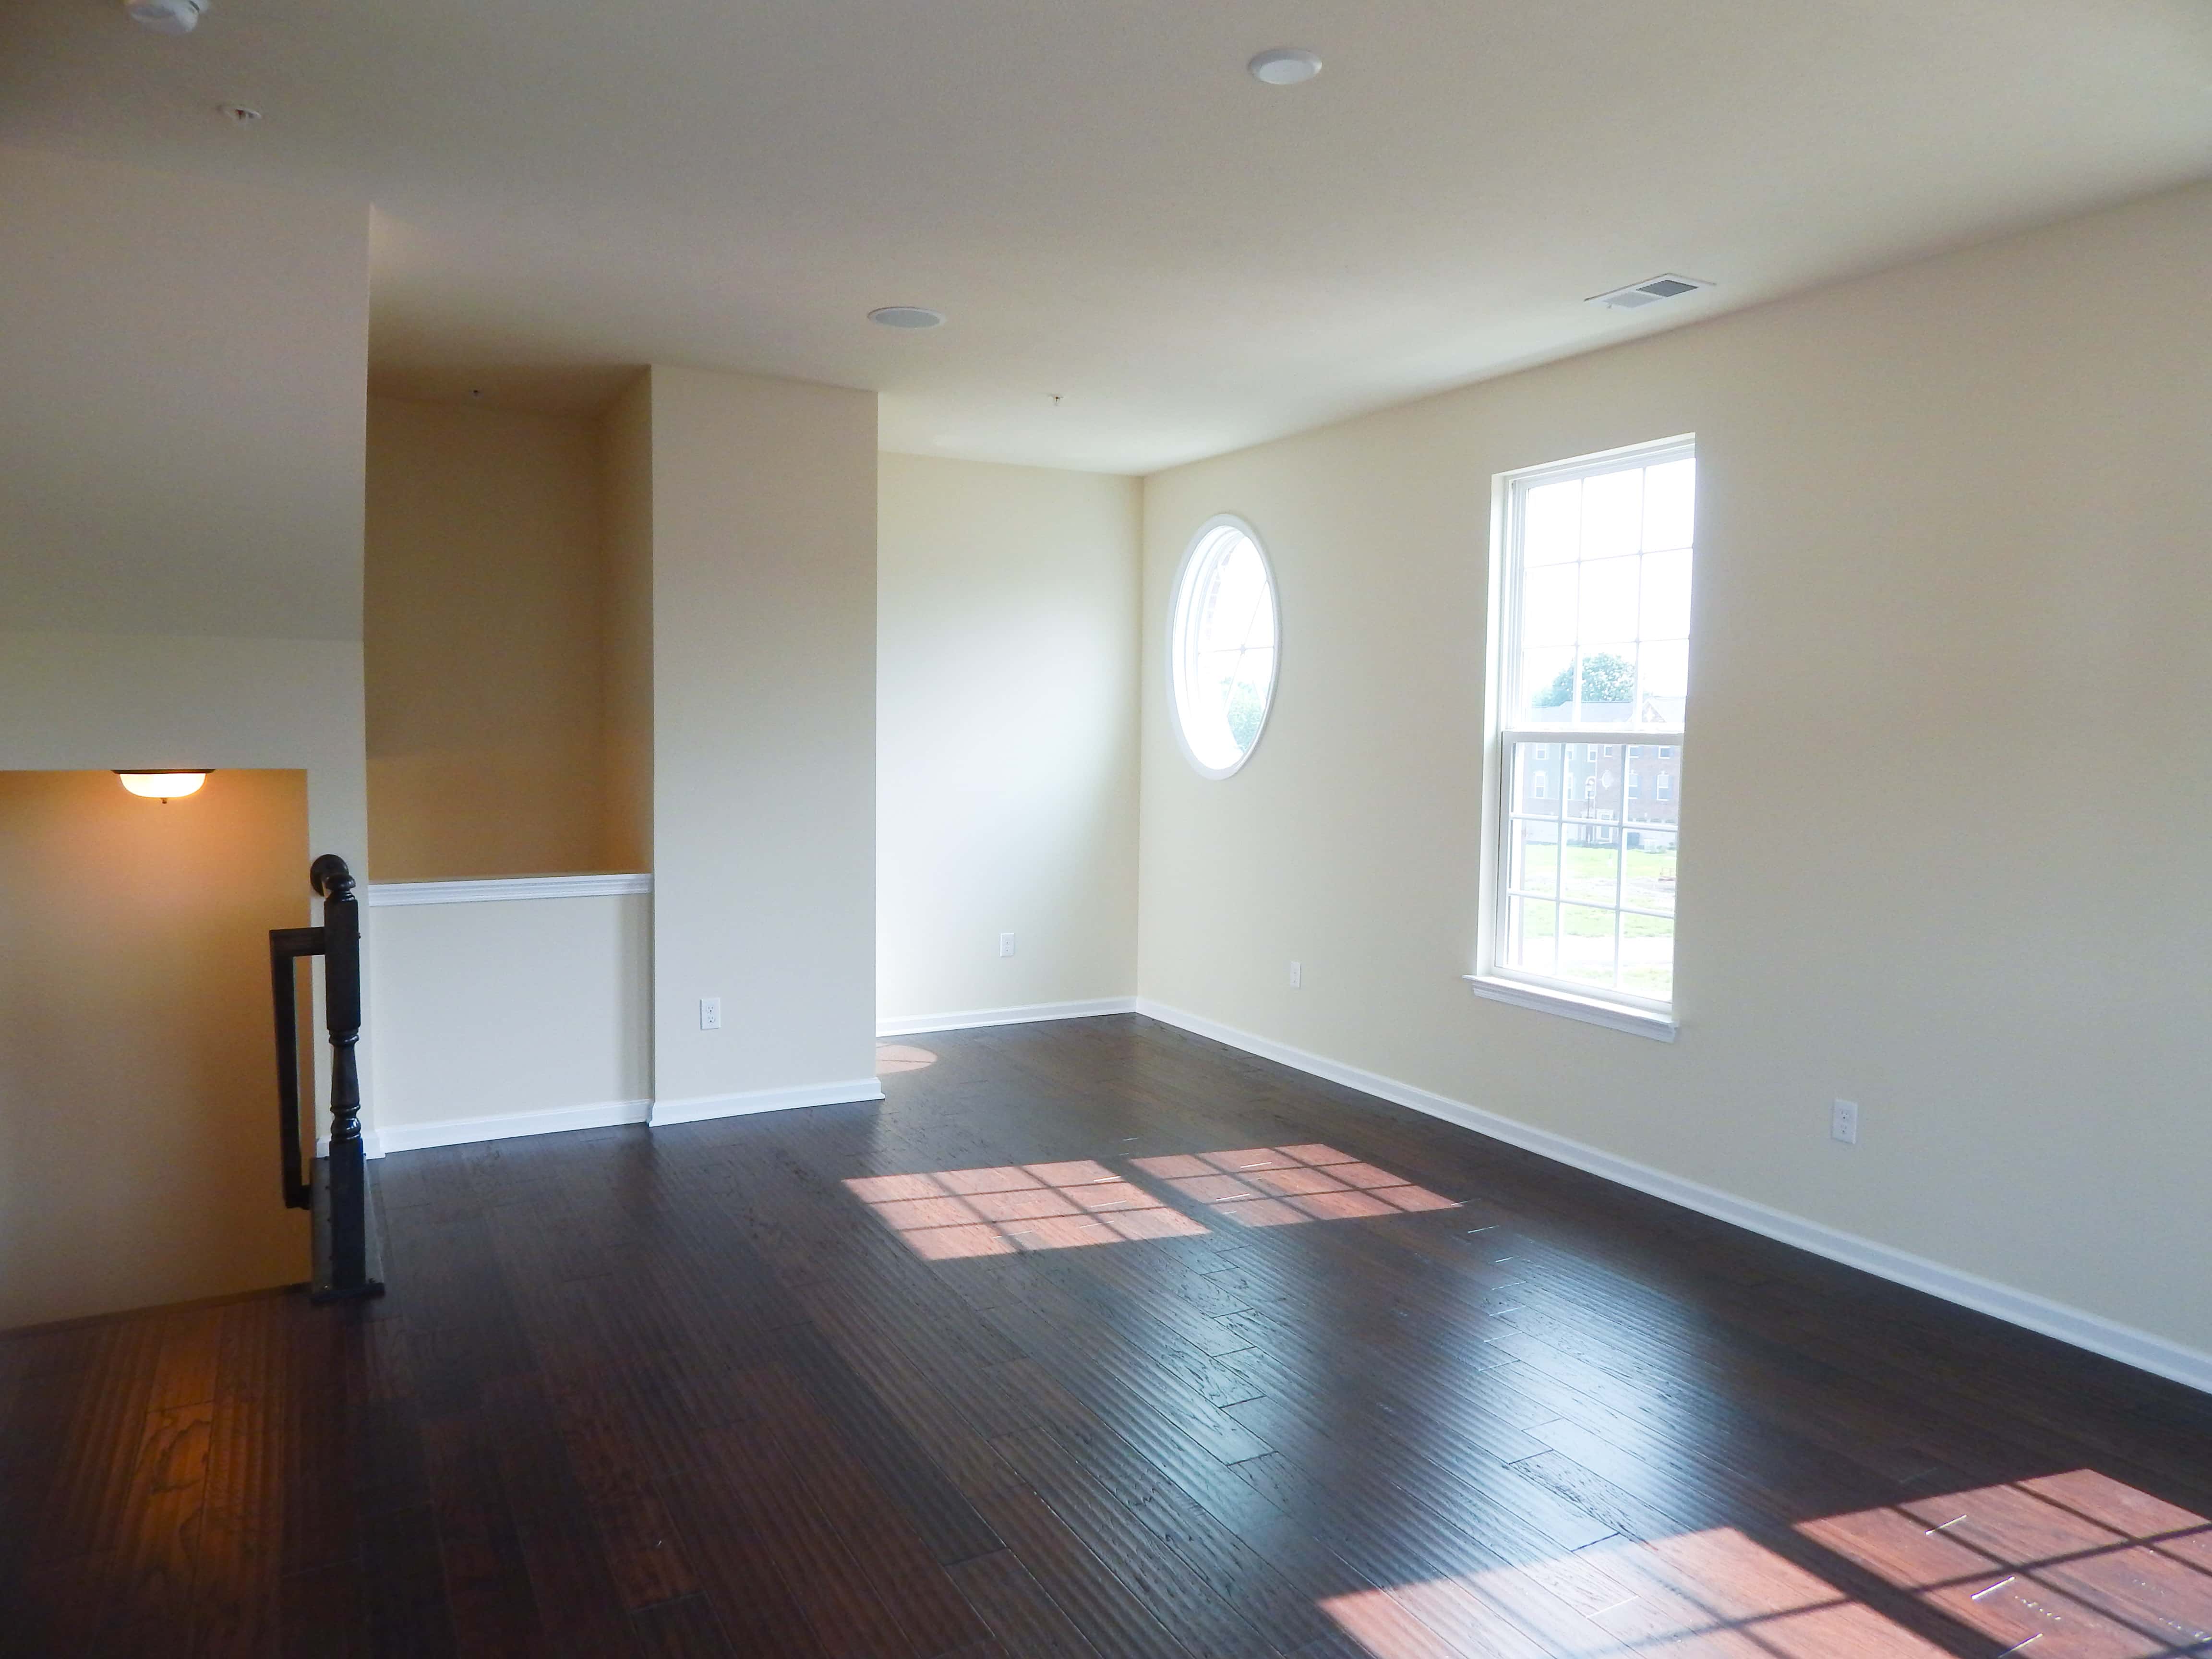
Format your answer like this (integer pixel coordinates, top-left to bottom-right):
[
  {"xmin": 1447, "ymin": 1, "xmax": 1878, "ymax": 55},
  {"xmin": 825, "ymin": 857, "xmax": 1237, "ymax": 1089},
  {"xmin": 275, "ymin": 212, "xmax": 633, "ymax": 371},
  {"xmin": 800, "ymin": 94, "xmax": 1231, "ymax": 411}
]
[{"xmin": 1588, "ymin": 274, "xmax": 1714, "ymax": 311}]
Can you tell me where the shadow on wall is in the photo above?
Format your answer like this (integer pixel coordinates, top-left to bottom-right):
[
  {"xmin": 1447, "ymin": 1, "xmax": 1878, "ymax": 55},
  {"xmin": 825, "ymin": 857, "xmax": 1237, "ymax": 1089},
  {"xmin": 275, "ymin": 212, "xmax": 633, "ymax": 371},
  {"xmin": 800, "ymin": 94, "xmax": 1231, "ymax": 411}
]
[{"xmin": 0, "ymin": 769, "xmax": 310, "ymax": 1329}]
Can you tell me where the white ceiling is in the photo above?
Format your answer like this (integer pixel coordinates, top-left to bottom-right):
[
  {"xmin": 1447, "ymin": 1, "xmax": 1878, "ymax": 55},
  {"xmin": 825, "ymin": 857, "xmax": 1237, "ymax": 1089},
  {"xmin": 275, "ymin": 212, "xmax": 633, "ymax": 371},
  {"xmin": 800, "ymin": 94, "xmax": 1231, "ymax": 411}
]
[{"xmin": 5, "ymin": 0, "xmax": 2210, "ymax": 474}]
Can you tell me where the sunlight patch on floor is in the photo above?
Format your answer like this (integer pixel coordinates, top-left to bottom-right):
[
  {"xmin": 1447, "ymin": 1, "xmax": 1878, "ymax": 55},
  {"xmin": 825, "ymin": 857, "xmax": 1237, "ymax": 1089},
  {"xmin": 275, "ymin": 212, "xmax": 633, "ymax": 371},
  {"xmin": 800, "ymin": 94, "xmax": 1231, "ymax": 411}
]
[
  {"xmin": 845, "ymin": 1159, "xmax": 1209, "ymax": 1259},
  {"xmin": 1131, "ymin": 1144, "xmax": 1458, "ymax": 1227},
  {"xmin": 1801, "ymin": 1467, "xmax": 2212, "ymax": 1657},
  {"xmin": 1319, "ymin": 1469, "xmax": 2212, "ymax": 1658},
  {"xmin": 874, "ymin": 1042, "xmax": 939, "ymax": 1073}
]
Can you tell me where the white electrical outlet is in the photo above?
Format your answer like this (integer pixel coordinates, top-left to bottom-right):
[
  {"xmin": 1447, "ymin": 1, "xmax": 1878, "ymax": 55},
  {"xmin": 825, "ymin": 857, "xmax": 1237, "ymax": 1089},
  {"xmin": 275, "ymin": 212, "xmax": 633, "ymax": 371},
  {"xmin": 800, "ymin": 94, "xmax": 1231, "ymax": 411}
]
[
  {"xmin": 999, "ymin": 932, "xmax": 1016, "ymax": 958},
  {"xmin": 1830, "ymin": 1098, "xmax": 1859, "ymax": 1145},
  {"xmin": 1288, "ymin": 960, "xmax": 1302, "ymax": 988},
  {"xmin": 699, "ymin": 996, "xmax": 722, "ymax": 1031}
]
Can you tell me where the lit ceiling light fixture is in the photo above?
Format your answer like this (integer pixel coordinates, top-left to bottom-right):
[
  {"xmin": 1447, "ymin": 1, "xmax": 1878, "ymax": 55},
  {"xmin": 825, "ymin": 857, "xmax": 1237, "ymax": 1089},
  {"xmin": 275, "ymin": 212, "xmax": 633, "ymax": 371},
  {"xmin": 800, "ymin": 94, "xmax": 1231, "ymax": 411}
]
[
  {"xmin": 116, "ymin": 769, "xmax": 211, "ymax": 800},
  {"xmin": 1248, "ymin": 48, "xmax": 1322, "ymax": 85},
  {"xmin": 868, "ymin": 306, "xmax": 944, "ymax": 329},
  {"xmin": 124, "ymin": 0, "xmax": 207, "ymax": 36}
]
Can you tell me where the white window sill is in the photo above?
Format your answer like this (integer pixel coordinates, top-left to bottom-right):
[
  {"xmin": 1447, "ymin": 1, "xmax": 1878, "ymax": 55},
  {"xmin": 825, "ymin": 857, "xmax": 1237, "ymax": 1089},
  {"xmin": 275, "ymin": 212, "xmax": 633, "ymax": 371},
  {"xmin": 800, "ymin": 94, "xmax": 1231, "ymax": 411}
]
[{"xmin": 1464, "ymin": 974, "xmax": 1678, "ymax": 1042}]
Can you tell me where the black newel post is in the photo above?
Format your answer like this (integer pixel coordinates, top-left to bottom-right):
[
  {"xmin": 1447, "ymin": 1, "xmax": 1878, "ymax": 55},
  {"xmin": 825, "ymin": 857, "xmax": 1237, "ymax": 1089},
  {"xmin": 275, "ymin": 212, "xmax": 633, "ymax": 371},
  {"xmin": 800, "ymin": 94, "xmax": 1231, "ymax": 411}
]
[
  {"xmin": 272, "ymin": 854, "xmax": 385, "ymax": 1303},
  {"xmin": 310, "ymin": 854, "xmax": 382, "ymax": 1301}
]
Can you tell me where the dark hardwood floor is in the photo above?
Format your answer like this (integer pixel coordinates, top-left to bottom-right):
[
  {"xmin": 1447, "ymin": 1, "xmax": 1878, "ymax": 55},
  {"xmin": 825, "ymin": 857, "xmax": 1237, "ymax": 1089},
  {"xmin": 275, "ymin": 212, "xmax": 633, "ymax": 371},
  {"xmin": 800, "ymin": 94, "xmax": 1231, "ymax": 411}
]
[{"xmin": 6, "ymin": 1013, "xmax": 2211, "ymax": 1658}]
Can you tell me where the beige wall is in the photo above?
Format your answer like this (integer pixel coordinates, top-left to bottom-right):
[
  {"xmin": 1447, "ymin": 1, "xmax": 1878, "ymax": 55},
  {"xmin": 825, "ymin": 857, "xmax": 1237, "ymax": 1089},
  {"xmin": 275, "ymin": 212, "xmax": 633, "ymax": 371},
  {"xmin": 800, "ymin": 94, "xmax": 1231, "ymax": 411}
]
[
  {"xmin": 366, "ymin": 892, "xmax": 650, "ymax": 1140},
  {"xmin": 0, "ymin": 144, "xmax": 369, "ymax": 873},
  {"xmin": 878, "ymin": 455, "xmax": 1141, "ymax": 1022},
  {"xmin": 0, "ymin": 144, "xmax": 373, "ymax": 1252},
  {"xmin": 0, "ymin": 770, "xmax": 311, "ymax": 1329},
  {"xmin": 648, "ymin": 366, "xmax": 879, "ymax": 1112},
  {"xmin": 0, "ymin": 632, "xmax": 367, "ymax": 882},
  {"xmin": 366, "ymin": 396, "xmax": 614, "ymax": 878},
  {"xmin": 0, "ymin": 146, "xmax": 366, "ymax": 641},
  {"xmin": 599, "ymin": 375, "xmax": 655, "ymax": 874},
  {"xmin": 1140, "ymin": 179, "xmax": 2212, "ymax": 1365}
]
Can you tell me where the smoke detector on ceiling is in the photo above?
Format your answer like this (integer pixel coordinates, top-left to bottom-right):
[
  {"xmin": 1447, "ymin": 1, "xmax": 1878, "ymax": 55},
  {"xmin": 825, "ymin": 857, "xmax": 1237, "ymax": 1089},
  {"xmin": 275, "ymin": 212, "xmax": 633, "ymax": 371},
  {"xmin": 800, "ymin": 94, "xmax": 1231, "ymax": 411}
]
[
  {"xmin": 1249, "ymin": 48, "xmax": 1323, "ymax": 85},
  {"xmin": 1588, "ymin": 274, "xmax": 1714, "ymax": 311},
  {"xmin": 125, "ymin": 0, "xmax": 207, "ymax": 35}
]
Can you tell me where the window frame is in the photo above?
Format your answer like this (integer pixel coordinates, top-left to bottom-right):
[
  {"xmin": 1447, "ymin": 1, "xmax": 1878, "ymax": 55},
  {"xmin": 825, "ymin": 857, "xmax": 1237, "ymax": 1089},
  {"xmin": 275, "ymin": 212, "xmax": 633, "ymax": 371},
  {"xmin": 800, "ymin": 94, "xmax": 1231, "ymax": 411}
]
[
  {"xmin": 1472, "ymin": 435, "xmax": 1693, "ymax": 1036},
  {"xmin": 1167, "ymin": 514, "xmax": 1281, "ymax": 781}
]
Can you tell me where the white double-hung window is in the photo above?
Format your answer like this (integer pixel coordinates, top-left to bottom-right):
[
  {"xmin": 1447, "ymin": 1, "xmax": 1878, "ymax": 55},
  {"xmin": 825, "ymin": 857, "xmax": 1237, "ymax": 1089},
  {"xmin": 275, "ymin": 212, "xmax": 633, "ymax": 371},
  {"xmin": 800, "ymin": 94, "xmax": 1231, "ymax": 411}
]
[{"xmin": 1479, "ymin": 437, "xmax": 1693, "ymax": 1034}]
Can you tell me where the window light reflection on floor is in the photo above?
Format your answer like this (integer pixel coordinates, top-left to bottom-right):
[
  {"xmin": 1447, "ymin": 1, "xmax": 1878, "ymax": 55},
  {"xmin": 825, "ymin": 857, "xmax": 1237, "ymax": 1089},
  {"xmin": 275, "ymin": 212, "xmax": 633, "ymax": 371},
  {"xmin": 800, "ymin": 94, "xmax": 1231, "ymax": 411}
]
[
  {"xmin": 874, "ymin": 1042, "xmax": 938, "ymax": 1074},
  {"xmin": 1130, "ymin": 1145, "xmax": 1458, "ymax": 1227},
  {"xmin": 1317, "ymin": 1468, "xmax": 2210, "ymax": 1658},
  {"xmin": 1800, "ymin": 1467, "xmax": 2212, "ymax": 1657},
  {"xmin": 845, "ymin": 1159, "xmax": 1208, "ymax": 1260}
]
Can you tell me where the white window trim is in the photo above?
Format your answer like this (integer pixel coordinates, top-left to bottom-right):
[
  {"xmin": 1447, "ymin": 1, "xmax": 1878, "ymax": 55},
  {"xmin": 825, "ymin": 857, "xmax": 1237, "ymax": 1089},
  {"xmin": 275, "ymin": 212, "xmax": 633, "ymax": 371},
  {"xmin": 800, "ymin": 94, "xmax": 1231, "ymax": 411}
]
[
  {"xmin": 1464, "ymin": 973, "xmax": 1678, "ymax": 1041},
  {"xmin": 1167, "ymin": 513, "xmax": 1280, "ymax": 781},
  {"xmin": 1475, "ymin": 433, "xmax": 1693, "ymax": 1032}
]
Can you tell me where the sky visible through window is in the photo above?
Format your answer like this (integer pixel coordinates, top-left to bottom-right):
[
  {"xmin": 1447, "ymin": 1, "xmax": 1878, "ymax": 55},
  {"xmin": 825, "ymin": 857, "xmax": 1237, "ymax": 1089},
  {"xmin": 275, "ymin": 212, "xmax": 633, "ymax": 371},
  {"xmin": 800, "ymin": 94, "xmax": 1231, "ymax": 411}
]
[
  {"xmin": 1515, "ymin": 456, "xmax": 1694, "ymax": 728},
  {"xmin": 1174, "ymin": 524, "xmax": 1277, "ymax": 773},
  {"xmin": 1501, "ymin": 447, "xmax": 1693, "ymax": 1005}
]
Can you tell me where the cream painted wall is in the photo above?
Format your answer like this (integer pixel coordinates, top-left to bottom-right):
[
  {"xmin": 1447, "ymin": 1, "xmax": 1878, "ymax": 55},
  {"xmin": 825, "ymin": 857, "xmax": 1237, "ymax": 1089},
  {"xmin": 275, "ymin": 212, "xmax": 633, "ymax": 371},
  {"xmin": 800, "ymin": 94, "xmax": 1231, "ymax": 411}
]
[
  {"xmin": 647, "ymin": 366, "xmax": 878, "ymax": 1110},
  {"xmin": 0, "ymin": 144, "xmax": 370, "ymax": 872},
  {"xmin": 366, "ymin": 893, "xmax": 650, "ymax": 1134},
  {"xmin": 0, "ymin": 148, "xmax": 372, "ymax": 1318},
  {"xmin": 0, "ymin": 146, "xmax": 366, "ymax": 641},
  {"xmin": 366, "ymin": 396, "xmax": 613, "ymax": 878},
  {"xmin": 1139, "ymin": 179, "xmax": 2212, "ymax": 1363},
  {"xmin": 0, "ymin": 770, "xmax": 311, "ymax": 1329},
  {"xmin": 599, "ymin": 375, "xmax": 654, "ymax": 875},
  {"xmin": 0, "ymin": 633, "xmax": 367, "ymax": 880},
  {"xmin": 877, "ymin": 455, "xmax": 1140, "ymax": 1022}
]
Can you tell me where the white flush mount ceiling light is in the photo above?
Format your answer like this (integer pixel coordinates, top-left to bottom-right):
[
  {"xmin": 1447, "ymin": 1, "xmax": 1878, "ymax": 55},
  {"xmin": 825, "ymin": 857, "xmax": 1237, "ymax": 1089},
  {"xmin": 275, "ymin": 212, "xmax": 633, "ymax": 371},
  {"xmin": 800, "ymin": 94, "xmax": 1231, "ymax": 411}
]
[
  {"xmin": 1589, "ymin": 273, "xmax": 1715, "ymax": 311},
  {"xmin": 868, "ymin": 306, "xmax": 944, "ymax": 329},
  {"xmin": 124, "ymin": 0, "xmax": 207, "ymax": 36},
  {"xmin": 115, "ymin": 769, "xmax": 211, "ymax": 800},
  {"xmin": 1248, "ymin": 48, "xmax": 1322, "ymax": 86}
]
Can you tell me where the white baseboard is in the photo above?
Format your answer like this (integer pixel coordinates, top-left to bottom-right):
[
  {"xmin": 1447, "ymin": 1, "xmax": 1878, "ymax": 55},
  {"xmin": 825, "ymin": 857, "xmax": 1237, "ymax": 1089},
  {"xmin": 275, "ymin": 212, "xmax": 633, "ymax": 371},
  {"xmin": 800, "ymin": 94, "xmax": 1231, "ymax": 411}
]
[
  {"xmin": 1133, "ymin": 998, "xmax": 2212, "ymax": 1397},
  {"xmin": 877, "ymin": 996, "xmax": 1138, "ymax": 1037},
  {"xmin": 351, "ymin": 1076, "xmax": 886, "ymax": 1154},
  {"xmin": 364, "ymin": 1098, "xmax": 653, "ymax": 1155},
  {"xmin": 649, "ymin": 1076, "xmax": 885, "ymax": 1126}
]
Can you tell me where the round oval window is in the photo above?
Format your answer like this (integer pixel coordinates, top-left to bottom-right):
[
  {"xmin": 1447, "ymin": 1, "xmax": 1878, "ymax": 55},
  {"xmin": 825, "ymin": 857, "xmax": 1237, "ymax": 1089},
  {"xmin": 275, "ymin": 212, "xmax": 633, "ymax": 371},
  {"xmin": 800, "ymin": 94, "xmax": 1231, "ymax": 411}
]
[{"xmin": 1170, "ymin": 517, "xmax": 1278, "ymax": 778}]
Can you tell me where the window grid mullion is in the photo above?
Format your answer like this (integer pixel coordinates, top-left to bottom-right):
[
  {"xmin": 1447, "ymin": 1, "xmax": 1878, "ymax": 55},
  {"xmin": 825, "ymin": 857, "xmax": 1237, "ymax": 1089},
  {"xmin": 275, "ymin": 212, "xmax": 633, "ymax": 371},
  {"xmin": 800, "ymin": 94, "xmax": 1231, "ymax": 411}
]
[
  {"xmin": 1570, "ymin": 482, "xmax": 1586, "ymax": 722},
  {"xmin": 1611, "ymin": 815, "xmax": 1626, "ymax": 993},
  {"xmin": 1549, "ymin": 733, "xmax": 1564, "ymax": 974},
  {"xmin": 1507, "ymin": 890, "xmax": 1672, "ymax": 924},
  {"xmin": 1492, "ymin": 445, "xmax": 1688, "ymax": 1008}
]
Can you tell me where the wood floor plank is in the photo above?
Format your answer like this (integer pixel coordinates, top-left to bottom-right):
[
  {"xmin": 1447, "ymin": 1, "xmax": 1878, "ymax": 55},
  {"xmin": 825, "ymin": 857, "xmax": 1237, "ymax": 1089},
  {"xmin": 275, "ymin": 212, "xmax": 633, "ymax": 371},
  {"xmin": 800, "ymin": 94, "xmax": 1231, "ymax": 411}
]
[
  {"xmin": 738, "ymin": 1360, "xmax": 994, "ymax": 1657},
  {"xmin": 626, "ymin": 1592, "xmax": 737, "ymax": 1658},
  {"xmin": 963, "ymin": 1480, "xmax": 1202, "ymax": 1659},
  {"xmin": 8, "ymin": 1014, "xmax": 2212, "ymax": 1658},
  {"xmin": 945, "ymin": 1549, "xmax": 1107, "ymax": 1659}
]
